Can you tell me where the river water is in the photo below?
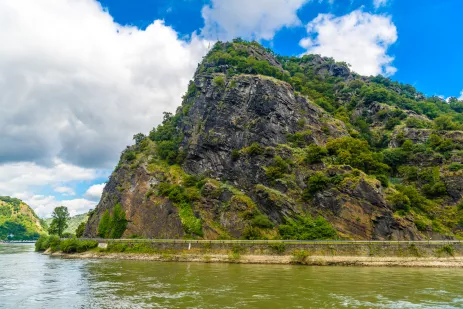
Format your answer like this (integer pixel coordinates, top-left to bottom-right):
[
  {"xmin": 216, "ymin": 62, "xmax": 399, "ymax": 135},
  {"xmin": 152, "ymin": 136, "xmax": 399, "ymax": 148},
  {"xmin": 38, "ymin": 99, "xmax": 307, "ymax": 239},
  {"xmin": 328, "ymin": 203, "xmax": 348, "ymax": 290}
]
[{"xmin": 1, "ymin": 244, "xmax": 463, "ymax": 309}]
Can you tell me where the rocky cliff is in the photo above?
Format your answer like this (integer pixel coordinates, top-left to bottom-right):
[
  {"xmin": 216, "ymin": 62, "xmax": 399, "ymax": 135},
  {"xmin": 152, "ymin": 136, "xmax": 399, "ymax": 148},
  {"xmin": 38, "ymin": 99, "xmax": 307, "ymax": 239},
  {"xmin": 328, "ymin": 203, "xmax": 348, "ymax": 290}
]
[{"xmin": 84, "ymin": 41, "xmax": 463, "ymax": 240}]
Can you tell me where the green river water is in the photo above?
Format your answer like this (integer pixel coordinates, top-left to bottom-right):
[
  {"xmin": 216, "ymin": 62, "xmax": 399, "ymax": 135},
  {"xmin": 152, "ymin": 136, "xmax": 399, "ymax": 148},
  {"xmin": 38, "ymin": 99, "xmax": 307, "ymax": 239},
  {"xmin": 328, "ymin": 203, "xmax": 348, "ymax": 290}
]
[{"xmin": 1, "ymin": 243, "xmax": 463, "ymax": 309}]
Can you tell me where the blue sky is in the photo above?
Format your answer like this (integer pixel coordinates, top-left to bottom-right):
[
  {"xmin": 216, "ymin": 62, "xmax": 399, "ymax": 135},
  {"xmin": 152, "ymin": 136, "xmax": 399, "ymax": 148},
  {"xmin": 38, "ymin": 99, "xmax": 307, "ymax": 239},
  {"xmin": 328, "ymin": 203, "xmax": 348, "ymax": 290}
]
[
  {"xmin": 99, "ymin": 0, "xmax": 463, "ymax": 98},
  {"xmin": 0, "ymin": 0, "xmax": 462, "ymax": 217}
]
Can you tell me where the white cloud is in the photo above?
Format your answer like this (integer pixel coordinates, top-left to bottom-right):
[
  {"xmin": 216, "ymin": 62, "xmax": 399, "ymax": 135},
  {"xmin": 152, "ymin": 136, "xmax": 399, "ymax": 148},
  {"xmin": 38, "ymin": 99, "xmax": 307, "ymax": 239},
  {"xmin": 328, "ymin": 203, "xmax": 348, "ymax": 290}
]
[
  {"xmin": 201, "ymin": 0, "xmax": 308, "ymax": 41},
  {"xmin": 373, "ymin": 0, "xmax": 389, "ymax": 9},
  {"xmin": 54, "ymin": 186, "xmax": 75, "ymax": 196},
  {"xmin": 84, "ymin": 183, "xmax": 106, "ymax": 201},
  {"xmin": 0, "ymin": 159, "xmax": 105, "ymax": 217},
  {"xmin": 459, "ymin": 90, "xmax": 463, "ymax": 101},
  {"xmin": 0, "ymin": 0, "xmax": 210, "ymax": 169},
  {"xmin": 300, "ymin": 10, "xmax": 398, "ymax": 76},
  {"xmin": 28, "ymin": 194, "xmax": 97, "ymax": 218}
]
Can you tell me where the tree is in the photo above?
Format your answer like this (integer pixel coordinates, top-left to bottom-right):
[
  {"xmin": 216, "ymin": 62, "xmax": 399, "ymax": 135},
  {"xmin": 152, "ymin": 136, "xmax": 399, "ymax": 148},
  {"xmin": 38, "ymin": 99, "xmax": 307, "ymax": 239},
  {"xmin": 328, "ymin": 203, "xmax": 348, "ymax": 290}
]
[
  {"xmin": 75, "ymin": 222, "xmax": 86, "ymax": 238},
  {"xmin": 97, "ymin": 210, "xmax": 110, "ymax": 238},
  {"xmin": 48, "ymin": 206, "xmax": 70, "ymax": 237},
  {"xmin": 108, "ymin": 204, "xmax": 127, "ymax": 239},
  {"xmin": 133, "ymin": 133, "xmax": 146, "ymax": 145}
]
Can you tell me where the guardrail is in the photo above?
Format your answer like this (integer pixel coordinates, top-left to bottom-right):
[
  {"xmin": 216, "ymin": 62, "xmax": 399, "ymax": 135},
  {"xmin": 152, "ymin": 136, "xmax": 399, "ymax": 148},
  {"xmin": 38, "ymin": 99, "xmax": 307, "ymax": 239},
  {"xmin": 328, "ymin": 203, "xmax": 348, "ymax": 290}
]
[{"xmin": 76, "ymin": 238, "xmax": 462, "ymax": 245}]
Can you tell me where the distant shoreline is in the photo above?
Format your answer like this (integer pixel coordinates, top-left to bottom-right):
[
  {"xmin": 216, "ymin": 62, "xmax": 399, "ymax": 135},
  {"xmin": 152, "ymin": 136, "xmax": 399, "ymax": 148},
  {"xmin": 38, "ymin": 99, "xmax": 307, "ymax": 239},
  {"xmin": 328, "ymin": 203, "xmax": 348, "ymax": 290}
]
[{"xmin": 48, "ymin": 251, "xmax": 463, "ymax": 267}]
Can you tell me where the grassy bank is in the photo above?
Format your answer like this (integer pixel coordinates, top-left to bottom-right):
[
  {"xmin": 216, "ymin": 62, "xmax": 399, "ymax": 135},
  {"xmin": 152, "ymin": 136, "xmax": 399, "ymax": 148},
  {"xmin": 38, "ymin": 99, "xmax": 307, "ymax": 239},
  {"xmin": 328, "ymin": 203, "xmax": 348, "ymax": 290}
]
[{"xmin": 36, "ymin": 236, "xmax": 463, "ymax": 267}]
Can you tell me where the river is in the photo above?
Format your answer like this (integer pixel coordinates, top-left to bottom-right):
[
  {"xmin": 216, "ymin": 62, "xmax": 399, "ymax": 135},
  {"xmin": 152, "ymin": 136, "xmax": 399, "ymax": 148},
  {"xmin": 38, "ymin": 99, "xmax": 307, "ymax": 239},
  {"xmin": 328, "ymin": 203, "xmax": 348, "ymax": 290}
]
[{"xmin": 1, "ymin": 243, "xmax": 463, "ymax": 309}]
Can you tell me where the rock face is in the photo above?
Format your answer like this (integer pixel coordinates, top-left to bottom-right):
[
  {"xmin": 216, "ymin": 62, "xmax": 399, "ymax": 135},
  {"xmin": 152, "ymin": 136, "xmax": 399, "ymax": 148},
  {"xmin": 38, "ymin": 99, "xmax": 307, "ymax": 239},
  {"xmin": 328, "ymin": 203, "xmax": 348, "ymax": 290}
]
[{"xmin": 84, "ymin": 41, "xmax": 463, "ymax": 241}]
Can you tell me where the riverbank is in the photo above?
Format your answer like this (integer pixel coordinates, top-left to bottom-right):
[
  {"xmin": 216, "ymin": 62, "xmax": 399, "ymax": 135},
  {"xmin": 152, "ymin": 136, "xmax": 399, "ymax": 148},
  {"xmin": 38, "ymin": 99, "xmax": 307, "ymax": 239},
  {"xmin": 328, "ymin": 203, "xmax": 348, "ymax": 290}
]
[
  {"xmin": 37, "ymin": 237, "xmax": 463, "ymax": 267},
  {"xmin": 48, "ymin": 250, "xmax": 463, "ymax": 267}
]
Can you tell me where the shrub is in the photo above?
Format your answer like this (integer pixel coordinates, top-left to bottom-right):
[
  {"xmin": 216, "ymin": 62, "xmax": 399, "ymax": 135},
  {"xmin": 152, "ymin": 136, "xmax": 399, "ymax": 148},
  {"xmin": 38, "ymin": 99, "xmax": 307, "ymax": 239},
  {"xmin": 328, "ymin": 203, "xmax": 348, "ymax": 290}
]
[
  {"xmin": 304, "ymin": 172, "xmax": 330, "ymax": 197},
  {"xmin": 48, "ymin": 235, "xmax": 61, "ymax": 252},
  {"xmin": 231, "ymin": 149, "xmax": 240, "ymax": 161},
  {"xmin": 124, "ymin": 151, "xmax": 136, "ymax": 161},
  {"xmin": 287, "ymin": 130, "xmax": 312, "ymax": 147},
  {"xmin": 279, "ymin": 215, "xmax": 337, "ymax": 240},
  {"xmin": 242, "ymin": 226, "xmax": 263, "ymax": 240},
  {"xmin": 60, "ymin": 238, "xmax": 98, "ymax": 253},
  {"xmin": 388, "ymin": 191, "xmax": 411, "ymax": 213},
  {"xmin": 422, "ymin": 182, "xmax": 447, "ymax": 198},
  {"xmin": 305, "ymin": 144, "xmax": 328, "ymax": 164},
  {"xmin": 269, "ymin": 243, "xmax": 286, "ymax": 255},
  {"xmin": 449, "ymin": 162, "xmax": 463, "ymax": 171},
  {"xmin": 251, "ymin": 214, "xmax": 273, "ymax": 229},
  {"xmin": 375, "ymin": 174, "xmax": 389, "ymax": 187},
  {"xmin": 246, "ymin": 143, "xmax": 264, "ymax": 156},
  {"xmin": 414, "ymin": 219, "xmax": 428, "ymax": 231},
  {"xmin": 213, "ymin": 75, "xmax": 225, "ymax": 88},
  {"xmin": 265, "ymin": 156, "xmax": 290, "ymax": 181},
  {"xmin": 75, "ymin": 222, "xmax": 86, "ymax": 238},
  {"xmin": 35, "ymin": 235, "xmax": 50, "ymax": 252}
]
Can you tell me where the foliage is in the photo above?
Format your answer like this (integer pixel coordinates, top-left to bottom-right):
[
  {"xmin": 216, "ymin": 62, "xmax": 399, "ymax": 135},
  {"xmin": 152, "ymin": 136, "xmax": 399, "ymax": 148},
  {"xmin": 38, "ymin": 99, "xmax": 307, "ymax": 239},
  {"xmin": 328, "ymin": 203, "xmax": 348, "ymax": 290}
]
[
  {"xmin": 265, "ymin": 156, "xmax": 290, "ymax": 181},
  {"xmin": 96, "ymin": 204, "xmax": 127, "ymax": 239},
  {"xmin": 326, "ymin": 137, "xmax": 389, "ymax": 175},
  {"xmin": 304, "ymin": 144, "xmax": 328, "ymax": 164},
  {"xmin": 245, "ymin": 142, "xmax": 264, "ymax": 156},
  {"xmin": 60, "ymin": 238, "xmax": 98, "ymax": 253},
  {"xmin": 75, "ymin": 222, "xmax": 86, "ymax": 238},
  {"xmin": 278, "ymin": 215, "xmax": 337, "ymax": 240},
  {"xmin": 97, "ymin": 210, "xmax": 110, "ymax": 238},
  {"xmin": 305, "ymin": 172, "xmax": 330, "ymax": 197},
  {"xmin": 48, "ymin": 206, "xmax": 70, "ymax": 237},
  {"xmin": 388, "ymin": 191, "xmax": 411, "ymax": 213},
  {"xmin": 251, "ymin": 214, "xmax": 273, "ymax": 228}
]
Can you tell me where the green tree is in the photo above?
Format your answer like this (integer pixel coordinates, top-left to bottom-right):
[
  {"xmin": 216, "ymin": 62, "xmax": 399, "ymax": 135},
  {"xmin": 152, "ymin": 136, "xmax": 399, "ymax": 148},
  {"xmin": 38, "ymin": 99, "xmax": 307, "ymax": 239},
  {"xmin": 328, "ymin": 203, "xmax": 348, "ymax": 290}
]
[
  {"xmin": 75, "ymin": 222, "xmax": 86, "ymax": 238},
  {"xmin": 108, "ymin": 203, "xmax": 127, "ymax": 239},
  {"xmin": 48, "ymin": 206, "xmax": 70, "ymax": 237},
  {"xmin": 97, "ymin": 210, "xmax": 110, "ymax": 237},
  {"xmin": 133, "ymin": 133, "xmax": 146, "ymax": 144}
]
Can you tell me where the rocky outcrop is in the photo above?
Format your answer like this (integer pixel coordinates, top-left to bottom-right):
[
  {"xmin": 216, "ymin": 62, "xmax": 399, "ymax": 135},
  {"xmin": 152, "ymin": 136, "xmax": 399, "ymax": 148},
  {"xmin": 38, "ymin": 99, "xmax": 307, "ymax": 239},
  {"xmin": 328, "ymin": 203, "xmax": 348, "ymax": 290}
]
[{"xmin": 84, "ymin": 41, "xmax": 460, "ymax": 241}]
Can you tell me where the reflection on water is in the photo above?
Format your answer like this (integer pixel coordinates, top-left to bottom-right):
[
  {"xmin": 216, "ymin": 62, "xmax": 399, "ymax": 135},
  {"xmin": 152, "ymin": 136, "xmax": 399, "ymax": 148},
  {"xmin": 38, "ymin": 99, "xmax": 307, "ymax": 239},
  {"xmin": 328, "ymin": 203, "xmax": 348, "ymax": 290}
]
[{"xmin": 1, "ymin": 244, "xmax": 463, "ymax": 308}]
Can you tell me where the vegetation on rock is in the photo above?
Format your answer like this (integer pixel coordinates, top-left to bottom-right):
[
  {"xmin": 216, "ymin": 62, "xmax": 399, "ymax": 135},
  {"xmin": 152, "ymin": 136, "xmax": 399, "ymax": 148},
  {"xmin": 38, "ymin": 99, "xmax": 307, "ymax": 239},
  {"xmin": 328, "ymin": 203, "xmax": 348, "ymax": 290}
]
[{"xmin": 84, "ymin": 40, "xmax": 463, "ymax": 241}]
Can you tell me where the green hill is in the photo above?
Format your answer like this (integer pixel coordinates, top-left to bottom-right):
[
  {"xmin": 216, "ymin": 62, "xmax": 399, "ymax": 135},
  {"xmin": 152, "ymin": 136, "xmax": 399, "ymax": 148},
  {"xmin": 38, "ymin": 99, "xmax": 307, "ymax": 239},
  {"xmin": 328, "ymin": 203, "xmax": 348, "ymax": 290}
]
[{"xmin": 0, "ymin": 196, "xmax": 46, "ymax": 240}]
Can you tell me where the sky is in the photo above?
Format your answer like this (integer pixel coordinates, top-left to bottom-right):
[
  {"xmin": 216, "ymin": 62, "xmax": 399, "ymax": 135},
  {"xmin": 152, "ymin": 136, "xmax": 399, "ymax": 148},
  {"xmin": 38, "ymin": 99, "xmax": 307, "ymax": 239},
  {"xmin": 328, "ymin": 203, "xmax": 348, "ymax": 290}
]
[{"xmin": 1, "ymin": 0, "xmax": 462, "ymax": 218}]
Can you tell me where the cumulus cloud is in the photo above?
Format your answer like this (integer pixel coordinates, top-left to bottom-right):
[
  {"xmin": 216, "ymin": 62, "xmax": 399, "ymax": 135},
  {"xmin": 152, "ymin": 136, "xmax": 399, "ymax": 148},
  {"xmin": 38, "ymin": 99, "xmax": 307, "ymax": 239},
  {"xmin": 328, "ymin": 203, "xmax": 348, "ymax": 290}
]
[
  {"xmin": 459, "ymin": 90, "xmax": 463, "ymax": 101},
  {"xmin": 0, "ymin": 0, "xmax": 210, "ymax": 169},
  {"xmin": 0, "ymin": 160, "xmax": 105, "ymax": 217},
  {"xmin": 84, "ymin": 183, "xmax": 106, "ymax": 201},
  {"xmin": 300, "ymin": 10, "xmax": 398, "ymax": 76},
  {"xmin": 373, "ymin": 0, "xmax": 389, "ymax": 9},
  {"xmin": 54, "ymin": 186, "xmax": 75, "ymax": 196},
  {"xmin": 29, "ymin": 195, "xmax": 97, "ymax": 218},
  {"xmin": 201, "ymin": 0, "xmax": 308, "ymax": 41}
]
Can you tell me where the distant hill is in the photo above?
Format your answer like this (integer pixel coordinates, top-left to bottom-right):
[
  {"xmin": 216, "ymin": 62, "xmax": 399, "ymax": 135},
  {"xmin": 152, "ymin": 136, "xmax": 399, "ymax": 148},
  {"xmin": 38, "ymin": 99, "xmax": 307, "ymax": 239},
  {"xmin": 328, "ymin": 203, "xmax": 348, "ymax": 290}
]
[
  {"xmin": 0, "ymin": 196, "xmax": 46, "ymax": 240},
  {"xmin": 44, "ymin": 213, "xmax": 88, "ymax": 235}
]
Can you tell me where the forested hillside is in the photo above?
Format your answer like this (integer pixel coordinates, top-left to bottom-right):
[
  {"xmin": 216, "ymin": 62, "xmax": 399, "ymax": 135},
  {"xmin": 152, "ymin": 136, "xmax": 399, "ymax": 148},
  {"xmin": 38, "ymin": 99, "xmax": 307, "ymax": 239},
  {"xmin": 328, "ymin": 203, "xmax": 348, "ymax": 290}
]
[{"xmin": 0, "ymin": 196, "xmax": 45, "ymax": 240}]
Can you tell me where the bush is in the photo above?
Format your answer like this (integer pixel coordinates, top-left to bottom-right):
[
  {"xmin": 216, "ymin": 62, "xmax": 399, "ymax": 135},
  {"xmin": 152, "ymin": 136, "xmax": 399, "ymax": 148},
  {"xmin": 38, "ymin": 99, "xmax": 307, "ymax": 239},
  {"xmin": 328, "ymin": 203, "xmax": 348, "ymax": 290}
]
[
  {"xmin": 48, "ymin": 235, "xmax": 61, "ymax": 252},
  {"xmin": 422, "ymin": 182, "xmax": 447, "ymax": 198},
  {"xmin": 242, "ymin": 226, "xmax": 263, "ymax": 240},
  {"xmin": 305, "ymin": 144, "xmax": 328, "ymax": 164},
  {"xmin": 278, "ymin": 215, "xmax": 337, "ymax": 240},
  {"xmin": 35, "ymin": 235, "xmax": 50, "ymax": 252},
  {"xmin": 449, "ymin": 162, "xmax": 463, "ymax": 171},
  {"xmin": 213, "ymin": 75, "xmax": 225, "ymax": 88},
  {"xmin": 265, "ymin": 156, "xmax": 290, "ymax": 181},
  {"xmin": 60, "ymin": 238, "xmax": 98, "ymax": 253},
  {"xmin": 124, "ymin": 151, "xmax": 136, "ymax": 161},
  {"xmin": 375, "ymin": 174, "xmax": 389, "ymax": 187},
  {"xmin": 388, "ymin": 191, "xmax": 411, "ymax": 213},
  {"xmin": 251, "ymin": 214, "xmax": 273, "ymax": 229},
  {"xmin": 304, "ymin": 172, "xmax": 330, "ymax": 197},
  {"xmin": 246, "ymin": 143, "xmax": 264, "ymax": 156},
  {"xmin": 231, "ymin": 149, "xmax": 240, "ymax": 161}
]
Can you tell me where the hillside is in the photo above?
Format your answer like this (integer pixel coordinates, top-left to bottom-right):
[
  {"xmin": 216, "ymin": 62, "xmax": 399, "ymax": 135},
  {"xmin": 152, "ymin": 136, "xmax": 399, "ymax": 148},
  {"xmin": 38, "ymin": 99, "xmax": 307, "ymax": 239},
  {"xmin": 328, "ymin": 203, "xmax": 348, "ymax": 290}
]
[
  {"xmin": 84, "ymin": 40, "xmax": 463, "ymax": 240},
  {"xmin": 44, "ymin": 213, "xmax": 88, "ymax": 235},
  {"xmin": 0, "ymin": 196, "xmax": 46, "ymax": 240}
]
